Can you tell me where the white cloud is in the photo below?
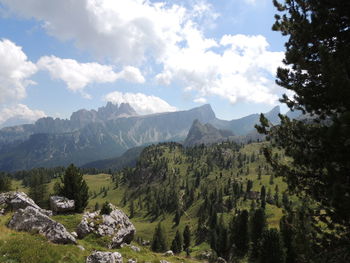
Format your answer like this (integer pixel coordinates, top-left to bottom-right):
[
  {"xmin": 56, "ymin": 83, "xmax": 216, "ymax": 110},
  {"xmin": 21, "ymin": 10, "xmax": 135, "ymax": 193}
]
[
  {"xmin": 0, "ymin": 104, "xmax": 46, "ymax": 127},
  {"xmin": 105, "ymin": 91, "xmax": 176, "ymax": 115},
  {"xmin": 37, "ymin": 56, "xmax": 145, "ymax": 98},
  {"xmin": 0, "ymin": 39, "xmax": 37, "ymax": 104},
  {"xmin": 157, "ymin": 34, "xmax": 284, "ymax": 105},
  {"xmin": 0, "ymin": 0, "xmax": 285, "ymax": 106},
  {"xmin": 194, "ymin": 97, "xmax": 207, "ymax": 103},
  {"xmin": 118, "ymin": 66, "xmax": 145, "ymax": 84}
]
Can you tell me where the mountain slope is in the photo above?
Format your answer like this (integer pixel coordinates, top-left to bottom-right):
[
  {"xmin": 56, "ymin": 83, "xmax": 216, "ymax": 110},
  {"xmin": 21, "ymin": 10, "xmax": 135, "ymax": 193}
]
[
  {"xmin": 184, "ymin": 119, "xmax": 234, "ymax": 147},
  {"xmin": 0, "ymin": 104, "xmax": 216, "ymax": 171}
]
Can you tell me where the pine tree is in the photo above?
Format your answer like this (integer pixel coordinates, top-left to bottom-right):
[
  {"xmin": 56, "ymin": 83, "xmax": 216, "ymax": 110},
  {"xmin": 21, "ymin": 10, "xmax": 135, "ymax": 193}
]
[
  {"xmin": 183, "ymin": 225, "xmax": 191, "ymax": 252},
  {"xmin": 250, "ymin": 208, "xmax": 267, "ymax": 260},
  {"xmin": 256, "ymin": 0, "xmax": 350, "ymax": 259},
  {"xmin": 260, "ymin": 186, "xmax": 266, "ymax": 209},
  {"xmin": 129, "ymin": 200, "xmax": 135, "ymax": 218},
  {"xmin": 259, "ymin": 228, "xmax": 285, "ymax": 263},
  {"xmin": 58, "ymin": 164, "xmax": 89, "ymax": 213},
  {"xmin": 171, "ymin": 230, "xmax": 183, "ymax": 254},
  {"xmin": 28, "ymin": 173, "xmax": 48, "ymax": 208},
  {"xmin": 151, "ymin": 222, "xmax": 167, "ymax": 252},
  {"xmin": 0, "ymin": 173, "xmax": 11, "ymax": 192},
  {"xmin": 231, "ymin": 210, "xmax": 249, "ymax": 258},
  {"xmin": 173, "ymin": 209, "xmax": 181, "ymax": 226}
]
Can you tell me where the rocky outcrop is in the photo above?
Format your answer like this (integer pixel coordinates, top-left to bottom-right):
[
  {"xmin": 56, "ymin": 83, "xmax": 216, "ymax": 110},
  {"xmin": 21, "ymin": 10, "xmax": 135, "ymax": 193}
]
[
  {"xmin": 50, "ymin": 196, "xmax": 75, "ymax": 214},
  {"xmin": 0, "ymin": 192, "xmax": 52, "ymax": 216},
  {"xmin": 86, "ymin": 251, "xmax": 123, "ymax": 263},
  {"xmin": 8, "ymin": 206, "xmax": 76, "ymax": 244},
  {"xmin": 164, "ymin": 250, "xmax": 174, "ymax": 257},
  {"xmin": 77, "ymin": 204, "xmax": 135, "ymax": 248}
]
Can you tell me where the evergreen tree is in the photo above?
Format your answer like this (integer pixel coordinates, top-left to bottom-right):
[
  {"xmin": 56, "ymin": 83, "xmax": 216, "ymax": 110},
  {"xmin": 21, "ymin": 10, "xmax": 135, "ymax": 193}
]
[
  {"xmin": 260, "ymin": 186, "xmax": 266, "ymax": 209},
  {"xmin": 183, "ymin": 225, "xmax": 191, "ymax": 251},
  {"xmin": 173, "ymin": 209, "xmax": 181, "ymax": 226},
  {"xmin": 231, "ymin": 210, "xmax": 249, "ymax": 258},
  {"xmin": 58, "ymin": 164, "xmax": 89, "ymax": 213},
  {"xmin": 0, "ymin": 173, "xmax": 11, "ymax": 192},
  {"xmin": 151, "ymin": 222, "xmax": 167, "ymax": 252},
  {"xmin": 129, "ymin": 200, "xmax": 135, "ymax": 218},
  {"xmin": 256, "ymin": 0, "xmax": 350, "ymax": 259},
  {"xmin": 100, "ymin": 201, "xmax": 112, "ymax": 215},
  {"xmin": 171, "ymin": 230, "xmax": 183, "ymax": 254},
  {"xmin": 250, "ymin": 208, "xmax": 267, "ymax": 260},
  {"xmin": 259, "ymin": 228, "xmax": 285, "ymax": 263},
  {"xmin": 28, "ymin": 173, "xmax": 48, "ymax": 208}
]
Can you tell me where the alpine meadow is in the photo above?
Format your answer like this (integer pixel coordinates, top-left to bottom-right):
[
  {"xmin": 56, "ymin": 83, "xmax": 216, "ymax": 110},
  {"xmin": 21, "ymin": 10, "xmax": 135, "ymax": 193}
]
[{"xmin": 0, "ymin": 1, "xmax": 349, "ymax": 263}]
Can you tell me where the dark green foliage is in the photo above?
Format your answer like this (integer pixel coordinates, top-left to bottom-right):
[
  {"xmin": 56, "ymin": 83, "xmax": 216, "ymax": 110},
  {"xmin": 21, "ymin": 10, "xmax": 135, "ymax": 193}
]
[
  {"xmin": 100, "ymin": 201, "xmax": 112, "ymax": 215},
  {"xmin": 94, "ymin": 202, "xmax": 100, "ymax": 211},
  {"xmin": 58, "ymin": 164, "xmax": 89, "ymax": 213},
  {"xmin": 170, "ymin": 230, "xmax": 183, "ymax": 254},
  {"xmin": 151, "ymin": 222, "xmax": 168, "ymax": 252},
  {"xmin": 256, "ymin": 0, "xmax": 350, "ymax": 260},
  {"xmin": 250, "ymin": 208, "xmax": 267, "ymax": 260},
  {"xmin": 173, "ymin": 209, "xmax": 181, "ymax": 226},
  {"xmin": 129, "ymin": 200, "xmax": 135, "ymax": 218},
  {"xmin": 183, "ymin": 225, "xmax": 191, "ymax": 251},
  {"xmin": 0, "ymin": 173, "xmax": 11, "ymax": 192},
  {"xmin": 231, "ymin": 210, "xmax": 249, "ymax": 258},
  {"xmin": 260, "ymin": 186, "xmax": 266, "ymax": 209},
  {"xmin": 259, "ymin": 228, "xmax": 285, "ymax": 263},
  {"xmin": 28, "ymin": 173, "xmax": 48, "ymax": 208}
]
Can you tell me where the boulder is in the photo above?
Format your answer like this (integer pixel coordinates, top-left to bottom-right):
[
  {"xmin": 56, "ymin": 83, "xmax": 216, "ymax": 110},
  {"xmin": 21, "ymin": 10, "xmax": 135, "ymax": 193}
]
[
  {"xmin": 130, "ymin": 245, "xmax": 141, "ymax": 252},
  {"xmin": 8, "ymin": 206, "xmax": 76, "ymax": 244},
  {"xmin": 127, "ymin": 259, "xmax": 137, "ymax": 263},
  {"xmin": 86, "ymin": 251, "xmax": 122, "ymax": 263},
  {"xmin": 50, "ymin": 196, "xmax": 75, "ymax": 214},
  {"xmin": 0, "ymin": 192, "xmax": 52, "ymax": 216},
  {"xmin": 77, "ymin": 204, "xmax": 136, "ymax": 248},
  {"xmin": 164, "ymin": 250, "xmax": 174, "ymax": 257},
  {"xmin": 160, "ymin": 260, "xmax": 170, "ymax": 263}
]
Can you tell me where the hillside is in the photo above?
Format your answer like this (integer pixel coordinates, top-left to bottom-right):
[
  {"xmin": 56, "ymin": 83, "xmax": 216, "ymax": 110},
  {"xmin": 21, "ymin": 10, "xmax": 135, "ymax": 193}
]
[{"xmin": 3, "ymin": 140, "xmax": 293, "ymax": 263}]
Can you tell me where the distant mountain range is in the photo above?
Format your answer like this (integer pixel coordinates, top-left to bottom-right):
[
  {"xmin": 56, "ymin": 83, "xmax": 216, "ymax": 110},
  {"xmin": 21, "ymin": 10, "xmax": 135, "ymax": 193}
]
[{"xmin": 0, "ymin": 102, "xmax": 301, "ymax": 171}]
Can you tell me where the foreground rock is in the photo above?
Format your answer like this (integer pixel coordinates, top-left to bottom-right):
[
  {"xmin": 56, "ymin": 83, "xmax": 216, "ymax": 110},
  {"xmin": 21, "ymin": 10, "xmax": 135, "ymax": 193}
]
[
  {"xmin": 50, "ymin": 196, "xmax": 75, "ymax": 214},
  {"xmin": 86, "ymin": 251, "xmax": 122, "ymax": 263},
  {"xmin": 0, "ymin": 192, "xmax": 52, "ymax": 216},
  {"xmin": 77, "ymin": 204, "xmax": 135, "ymax": 248},
  {"xmin": 8, "ymin": 206, "xmax": 76, "ymax": 244}
]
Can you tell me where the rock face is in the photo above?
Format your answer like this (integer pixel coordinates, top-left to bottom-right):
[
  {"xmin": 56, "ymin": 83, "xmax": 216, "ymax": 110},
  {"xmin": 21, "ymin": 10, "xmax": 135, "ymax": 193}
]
[
  {"xmin": 0, "ymin": 192, "xmax": 52, "ymax": 216},
  {"xmin": 86, "ymin": 251, "xmax": 123, "ymax": 263},
  {"xmin": 8, "ymin": 206, "xmax": 76, "ymax": 244},
  {"xmin": 77, "ymin": 205, "xmax": 135, "ymax": 248},
  {"xmin": 50, "ymin": 196, "xmax": 75, "ymax": 214}
]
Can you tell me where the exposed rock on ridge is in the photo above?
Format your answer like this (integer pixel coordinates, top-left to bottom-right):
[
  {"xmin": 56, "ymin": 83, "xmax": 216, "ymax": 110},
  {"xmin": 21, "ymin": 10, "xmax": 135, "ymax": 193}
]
[
  {"xmin": 77, "ymin": 204, "xmax": 135, "ymax": 248},
  {"xmin": 8, "ymin": 206, "xmax": 76, "ymax": 244}
]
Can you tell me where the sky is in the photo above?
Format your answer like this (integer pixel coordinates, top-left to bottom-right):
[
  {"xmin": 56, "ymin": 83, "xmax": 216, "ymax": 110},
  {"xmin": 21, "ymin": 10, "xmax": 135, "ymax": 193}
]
[{"xmin": 0, "ymin": 0, "xmax": 289, "ymax": 128}]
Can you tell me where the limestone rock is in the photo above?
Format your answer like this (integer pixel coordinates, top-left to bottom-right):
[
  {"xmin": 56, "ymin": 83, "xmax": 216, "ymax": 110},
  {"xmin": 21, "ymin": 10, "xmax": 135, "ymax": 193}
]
[
  {"xmin": 164, "ymin": 250, "xmax": 174, "ymax": 257},
  {"xmin": 50, "ymin": 196, "xmax": 75, "ymax": 214},
  {"xmin": 127, "ymin": 259, "xmax": 137, "ymax": 263},
  {"xmin": 77, "ymin": 245, "xmax": 85, "ymax": 251},
  {"xmin": 86, "ymin": 251, "xmax": 122, "ymax": 263},
  {"xmin": 71, "ymin": 231, "xmax": 78, "ymax": 238},
  {"xmin": 77, "ymin": 204, "xmax": 135, "ymax": 248},
  {"xmin": 8, "ymin": 206, "xmax": 76, "ymax": 244},
  {"xmin": 160, "ymin": 260, "xmax": 170, "ymax": 263},
  {"xmin": 130, "ymin": 245, "xmax": 141, "ymax": 252},
  {"xmin": 0, "ymin": 192, "xmax": 52, "ymax": 216}
]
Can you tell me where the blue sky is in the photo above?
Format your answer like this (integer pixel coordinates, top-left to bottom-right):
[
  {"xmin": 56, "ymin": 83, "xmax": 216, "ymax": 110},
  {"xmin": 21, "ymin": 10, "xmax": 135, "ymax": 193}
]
[{"xmin": 0, "ymin": 0, "xmax": 288, "ymax": 127}]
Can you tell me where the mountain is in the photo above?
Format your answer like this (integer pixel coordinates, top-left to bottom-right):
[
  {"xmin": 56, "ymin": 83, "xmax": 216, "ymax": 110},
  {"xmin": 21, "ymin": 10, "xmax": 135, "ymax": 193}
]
[
  {"xmin": 0, "ymin": 102, "xmax": 291, "ymax": 172},
  {"xmin": 184, "ymin": 119, "xmax": 234, "ymax": 147},
  {"xmin": 81, "ymin": 145, "xmax": 145, "ymax": 171},
  {"xmin": 0, "ymin": 103, "xmax": 216, "ymax": 171},
  {"xmin": 209, "ymin": 106, "xmax": 281, "ymax": 135}
]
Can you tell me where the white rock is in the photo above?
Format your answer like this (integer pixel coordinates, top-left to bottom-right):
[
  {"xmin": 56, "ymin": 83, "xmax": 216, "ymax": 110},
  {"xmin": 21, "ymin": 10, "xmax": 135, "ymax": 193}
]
[
  {"xmin": 8, "ymin": 206, "xmax": 76, "ymax": 244},
  {"xmin": 86, "ymin": 251, "xmax": 123, "ymax": 263},
  {"xmin": 76, "ymin": 204, "xmax": 135, "ymax": 248},
  {"xmin": 50, "ymin": 196, "xmax": 75, "ymax": 214},
  {"xmin": 164, "ymin": 250, "xmax": 174, "ymax": 257}
]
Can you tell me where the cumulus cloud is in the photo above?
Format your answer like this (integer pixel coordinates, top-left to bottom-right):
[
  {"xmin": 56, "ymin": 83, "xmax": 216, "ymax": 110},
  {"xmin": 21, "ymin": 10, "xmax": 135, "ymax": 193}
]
[
  {"xmin": 157, "ymin": 34, "xmax": 284, "ymax": 105},
  {"xmin": 0, "ymin": 39, "xmax": 37, "ymax": 104},
  {"xmin": 37, "ymin": 56, "xmax": 145, "ymax": 98},
  {"xmin": 0, "ymin": 104, "xmax": 46, "ymax": 128},
  {"xmin": 1, "ymin": 0, "xmax": 284, "ymax": 106},
  {"xmin": 105, "ymin": 91, "xmax": 176, "ymax": 115}
]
